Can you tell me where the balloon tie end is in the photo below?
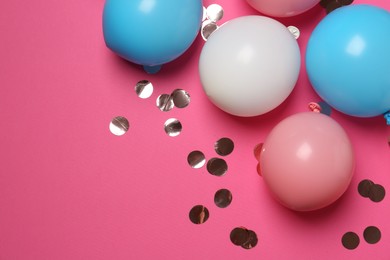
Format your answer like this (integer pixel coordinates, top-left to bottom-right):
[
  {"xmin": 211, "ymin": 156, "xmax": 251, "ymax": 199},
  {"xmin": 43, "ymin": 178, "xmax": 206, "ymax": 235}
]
[{"xmin": 384, "ymin": 111, "xmax": 390, "ymax": 125}]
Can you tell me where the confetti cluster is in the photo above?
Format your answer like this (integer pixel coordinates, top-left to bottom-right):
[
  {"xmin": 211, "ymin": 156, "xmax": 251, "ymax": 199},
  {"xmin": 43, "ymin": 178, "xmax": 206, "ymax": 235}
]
[
  {"xmin": 320, "ymin": 0, "xmax": 354, "ymax": 14},
  {"xmin": 341, "ymin": 179, "xmax": 386, "ymax": 250}
]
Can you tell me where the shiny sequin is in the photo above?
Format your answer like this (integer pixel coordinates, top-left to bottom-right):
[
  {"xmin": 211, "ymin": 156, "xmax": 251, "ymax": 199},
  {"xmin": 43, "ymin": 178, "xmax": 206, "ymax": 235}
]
[
  {"xmin": 109, "ymin": 116, "xmax": 129, "ymax": 136},
  {"xmin": 230, "ymin": 227, "xmax": 258, "ymax": 249},
  {"xmin": 214, "ymin": 137, "xmax": 234, "ymax": 156},
  {"xmin": 206, "ymin": 4, "xmax": 224, "ymax": 22},
  {"xmin": 135, "ymin": 80, "xmax": 153, "ymax": 99},
  {"xmin": 369, "ymin": 184, "xmax": 386, "ymax": 203},
  {"xmin": 201, "ymin": 20, "xmax": 218, "ymax": 41},
  {"xmin": 363, "ymin": 226, "xmax": 381, "ymax": 244},
  {"xmin": 287, "ymin": 26, "xmax": 300, "ymax": 39},
  {"xmin": 214, "ymin": 189, "xmax": 232, "ymax": 208},
  {"xmin": 342, "ymin": 232, "xmax": 360, "ymax": 250},
  {"xmin": 207, "ymin": 158, "xmax": 228, "ymax": 176},
  {"xmin": 157, "ymin": 94, "xmax": 174, "ymax": 112},
  {"xmin": 358, "ymin": 179, "xmax": 374, "ymax": 198},
  {"xmin": 189, "ymin": 205, "xmax": 209, "ymax": 224},
  {"xmin": 187, "ymin": 150, "xmax": 206, "ymax": 169},
  {"xmin": 164, "ymin": 118, "xmax": 182, "ymax": 137},
  {"xmin": 172, "ymin": 89, "xmax": 190, "ymax": 108}
]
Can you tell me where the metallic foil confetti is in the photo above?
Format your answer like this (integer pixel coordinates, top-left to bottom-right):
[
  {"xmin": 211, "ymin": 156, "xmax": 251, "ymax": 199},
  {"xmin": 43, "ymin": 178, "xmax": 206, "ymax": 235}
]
[
  {"xmin": 325, "ymin": 1, "xmax": 343, "ymax": 13},
  {"xmin": 241, "ymin": 230, "xmax": 258, "ymax": 250},
  {"xmin": 201, "ymin": 20, "xmax": 218, "ymax": 41},
  {"xmin": 135, "ymin": 80, "xmax": 153, "ymax": 99},
  {"xmin": 358, "ymin": 179, "xmax": 374, "ymax": 198},
  {"xmin": 109, "ymin": 116, "xmax": 129, "ymax": 136},
  {"xmin": 202, "ymin": 6, "xmax": 207, "ymax": 21},
  {"xmin": 342, "ymin": 232, "xmax": 360, "ymax": 250},
  {"xmin": 189, "ymin": 205, "xmax": 209, "ymax": 224},
  {"xmin": 230, "ymin": 227, "xmax": 258, "ymax": 249},
  {"xmin": 164, "ymin": 118, "xmax": 182, "ymax": 137},
  {"xmin": 206, "ymin": 4, "xmax": 224, "ymax": 22},
  {"xmin": 157, "ymin": 94, "xmax": 174, "ymax": 112},
  {"xmin": 230, "ymin": 227, "xmax": 250, "ymax": 246},
  {"xmin": 369, "ymin": 184, "xmax": 386, "ymax": 203},
  {"xmin": 171, "ymin": 89, "xmax": 190, "ymax": 108},
  {"xmin": 214, "ymin": 137, "xmax": 234, "ymax": 156},
  {"xmin": 287, "ymin": 26, "xmax": 300, "ymax": 40},
  {"xmin": 308, "ymin": 102, "xmax": 321, "ymax": 113},
  {"xmin": 214, "ymin": 189, "xmax": 232, "ymax": 208},
  {"xmin": 207, "ymin": 158, "xmax": 228, "ymax": 176},
  {"xmin": 187, "ymin": 150, "xmax": 206, "ymax": 169},
  {"xmin": 363, "ymin": 226, "xmax": 381, "ymax": 244}
]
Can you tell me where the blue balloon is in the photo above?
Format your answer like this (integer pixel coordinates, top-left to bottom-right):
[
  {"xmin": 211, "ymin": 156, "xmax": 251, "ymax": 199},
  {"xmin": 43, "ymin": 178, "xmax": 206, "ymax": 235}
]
[
  {"xmin": 306, "ymin": 5, "xmax": 390, "ymax": 118},
  {"xmin": 103, "ymin": 0, "xmax": 203, "ymax": 71}
]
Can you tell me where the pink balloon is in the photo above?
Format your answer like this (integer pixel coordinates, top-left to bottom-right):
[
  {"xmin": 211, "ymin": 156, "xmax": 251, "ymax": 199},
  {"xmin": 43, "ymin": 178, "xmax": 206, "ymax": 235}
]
[
  {"xmin": 246, "ymin": 0, "xmax": 320, "ymax": 17},
  {"xmin": 259, "ymin": 112, "xmax": 355, "ymax": 211}
]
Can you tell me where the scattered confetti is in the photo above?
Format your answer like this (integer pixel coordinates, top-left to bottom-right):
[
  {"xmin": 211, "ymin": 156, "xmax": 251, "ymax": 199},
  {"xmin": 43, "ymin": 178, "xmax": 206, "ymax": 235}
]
[
  {"xmin": 214, "ymin": 189, "xmax": 232, "ymax": 208},
  {"xmin": 287, "ymin": 26, "xmax": 300, "ymax": 39},
  {"xmin": 109, "ymin": 116, "xmax": 129, "ymax": 136},
  {"xmin": 342, "ymin": 231, "xmax": 360, "ymax": 250},
  {"xmin": 207, "ymin": 158, "xmax": 228, "ymax": 176},
  {"xmin": 230, "ymin": 227, "xmax": 258, "ymax": 249},
  {"xmin": 135, "ymin": 80, "xmax": 153, "ymax": 99},
  {"xmin": 156, "ymin": 94, "xmax": 174, "ymax": 112},
  {"xmin": 357, "ymin": 179, "xmax": 386, "ymax": 202},
  {"xmin": 206, "ymin": 4, "xmax": 224, "ymax": 22},
  {"xmin": 363, "ymin": 226, "xmax": 381, "ymax": 244},
  {"xmin": 189, "ymin": 205, "xmax": 210, "ymax": 224},
  {"xmin": 187, "ymin": 150, "xmax": 206, "ymax": 169},
  {"xmin": 214, "ymin": 137, "xmax": 234, "ymax": 156},
  {"xmin": 164, "ymin": 118, "xmax": 182, "ymax": 137},
  {"xmin": 172, "ymin": 89, "xmax": 191, "ymax": 108}
]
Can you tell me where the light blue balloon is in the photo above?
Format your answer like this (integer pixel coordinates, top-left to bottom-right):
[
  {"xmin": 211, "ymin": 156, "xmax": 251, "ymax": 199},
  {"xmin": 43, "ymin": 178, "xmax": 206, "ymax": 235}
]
[
  {"xmin": 103, "ymin": 0, "xmax": 203, "ymax": 71},
  {"xmin": 306, "ymin": 5, "xmax": 390, "ymax": 118}
]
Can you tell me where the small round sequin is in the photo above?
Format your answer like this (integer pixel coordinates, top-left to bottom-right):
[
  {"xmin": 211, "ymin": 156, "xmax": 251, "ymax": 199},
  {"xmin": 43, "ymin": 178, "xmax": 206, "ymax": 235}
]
[
  {"xmin": 363, "ymin": 226, "xmax": 381, "ymax": 244},
  {"xmin": 164, "ymin": 118, "xmax": 182, "ymax": 137},
  {"xmin": 187, "ymin": 150, "xmax": 206, "ymax": 169},
  {"xmin": 214, "ymin": 137, "xmax": 234, "ymax": 156},
  {"xmin": 358, "ymin": 179, "xmax": 374, "ymax": 198},
  {"xmin": 157, "ymin": 94, "xmax": 174, "ymax": 112},
  {"xmin": 230, "ymin": 227, "xmax": 258, "ymax": 249},
  {"xmin": 189, "ymin": 205, "xmax": 209, "ymax": 224},
  {"xmin": 135, "ymin": 80, "xmax": 153, "ymax": 99},
  {"xmin": 368, "ymin": 184, "xmax": 386, "ymax": 203},
  {"xmin": 325, "ymin": 1, "xmax": 342, "ymax": 13},
  {"xmin": 241, "ymin": 230, "xmax": 258, "ymax": 249},
  {"xmin": 201, "ymin": 20, "xmax": 218, "ymax": 41},
  {"xmin": 214, "ymin": 189, "xmax": 232, "ymax": 208},
  {"xmin": 206, "ymin": 4, "xmax": 224, "ymax": 22},
  {"xmin": 172, "ymin": 89, "xmax": 190, "ymax": 108},
  {"xmin": 342, "ymin": 232, "xmax": 360, "ymax": 250},
  {"xmin": 109, "ymin": 116, "xmax": 129, "ymax": 136},
  {"xmin": 207, "ymin": 158, "xmax": 228, "ymax": 176},
  {"xmin": 287, "ymin": 26, "xmax": 300, "ymax": 40}
]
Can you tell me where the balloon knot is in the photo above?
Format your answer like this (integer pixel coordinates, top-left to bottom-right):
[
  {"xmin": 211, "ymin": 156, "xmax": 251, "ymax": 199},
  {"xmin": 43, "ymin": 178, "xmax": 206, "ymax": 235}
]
[{"xmin": 384, "ymin": 111, "xmax": 390, "ymax": 125}]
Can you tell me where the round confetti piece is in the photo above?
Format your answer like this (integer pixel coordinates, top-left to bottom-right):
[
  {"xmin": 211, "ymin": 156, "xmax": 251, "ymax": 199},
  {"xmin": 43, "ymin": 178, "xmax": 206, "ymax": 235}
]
[
  {"xmin": 171, "ymin": 89, "xmax": 190, "ymax": 108},
  {"xmin": 214, "ymin": 137, "xmax": 234, "ymax": 156},
  {"xmin": 363, "ymin": 226, "xmax": 381, "ymax": 244},
  {"xmin": 135, "ymin": 80, "xmax": 153, "ymax": 99},
  {"xmin": 214, "ymin": 189, "xmax": 232, "ymax": 208},
  {"xmin": 201, "ymin": 20, "xmax": 218, "ymax": 41},
  {"xmin": 206, "ymin": 4, "xmax": 224, "ymax": 22},
  {"xmin": 230, "ymin": 227, "xmax": 250, "ymax": 246},
  {"xmin": 342, "ymin": 232, "xmax": 360, "ymax": 250},
  {"xmin": 187, "ymin": 150, "xmax": 206, "ymax": 169},
  {"xmin": 358, "ymin": 179, "xmax": 374, "ymax": 198},
  {"xmin": 368, "ymin": 184, "xmax": 386, "ymax": 203},
  {"xmin": 157, "ymin": 94, "xmax": 174, "ymax": 112},
  {"xmin": 241, "ymin": 230, "xmax": 258, "ymax": 250},
  {"xmin": 164, "ymin": 118, "xmax": 182, "ymax": 137},
  {"xmin": 207, "ymin": 158, "xmax": 228, "ymax": 176},
  {"xmin": 109, "ymin": 116, "xmax": 129, "ymax": 136},
  {"xmin": 287, "ymin": 26, "xmax": 300, "ymax": 40},
  {"xmin": 189, "ymin": 205, "xmax": 209, "ymax": 225}
]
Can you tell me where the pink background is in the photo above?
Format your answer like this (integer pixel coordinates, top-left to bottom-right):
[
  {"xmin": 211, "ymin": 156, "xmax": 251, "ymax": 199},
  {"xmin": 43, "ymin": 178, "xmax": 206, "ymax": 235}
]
[{"xmin": 0, "ymin": 0, "xmax": 389, "ymax": 259}]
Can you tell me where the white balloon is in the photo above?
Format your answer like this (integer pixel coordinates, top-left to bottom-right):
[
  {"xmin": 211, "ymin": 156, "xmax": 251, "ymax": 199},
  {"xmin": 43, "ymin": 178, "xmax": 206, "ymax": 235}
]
[{"xmin": 199, "ymin": 16, "xmax": 301, "ymax": 117}]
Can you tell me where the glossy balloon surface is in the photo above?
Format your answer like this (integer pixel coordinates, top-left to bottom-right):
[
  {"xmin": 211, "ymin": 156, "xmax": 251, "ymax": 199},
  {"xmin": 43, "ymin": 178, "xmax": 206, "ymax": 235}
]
[
  {"xmin": 199, "ymin": 16, "xmax": 300, "ymax": 117},
  {"xmin": 103, "ymin": 0, "xmax": 203, "ymax": 67},
  {"xmin": 306, "ymin": 5, "xmax": 390, "ymax": 118},
  {"xmin": 259, "ymin": 112, "xmax": 355, "ymax": 211}
]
